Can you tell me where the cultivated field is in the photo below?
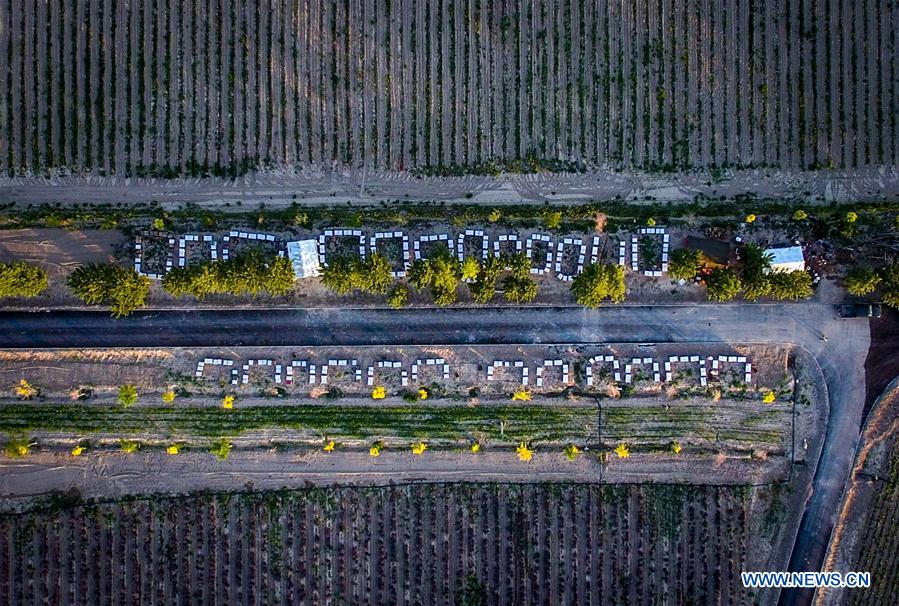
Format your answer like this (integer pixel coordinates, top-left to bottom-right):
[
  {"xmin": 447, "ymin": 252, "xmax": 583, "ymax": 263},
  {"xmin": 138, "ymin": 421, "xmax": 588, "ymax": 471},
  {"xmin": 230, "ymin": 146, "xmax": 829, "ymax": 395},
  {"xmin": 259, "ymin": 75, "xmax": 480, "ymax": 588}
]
[
  {"xmin": 0, "ymin": 0, "xmax": 896, "ymax": 177},
  {"xmin": 0, "ymin": 483, "xmax": 771, "ymax": 605},
  {"xmin": 845, "ymin": 440, "xmax": 899, "ymax": 605}
]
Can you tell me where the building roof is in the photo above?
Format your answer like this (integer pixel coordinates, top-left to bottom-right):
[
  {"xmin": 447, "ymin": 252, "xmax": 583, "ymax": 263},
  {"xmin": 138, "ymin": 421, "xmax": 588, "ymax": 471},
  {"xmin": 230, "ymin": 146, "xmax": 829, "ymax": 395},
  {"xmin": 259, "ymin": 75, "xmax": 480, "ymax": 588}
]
[
  {"xmin": 764, "ymin": 246, "xmax": 805, "ymax": 272},
  {"xmin": 286, "ymin": 239, "xmax": 321, "ymax": 279},
  {"xmin": 684, "ymin": 236, "xmax": 731, "ymax": 265}
]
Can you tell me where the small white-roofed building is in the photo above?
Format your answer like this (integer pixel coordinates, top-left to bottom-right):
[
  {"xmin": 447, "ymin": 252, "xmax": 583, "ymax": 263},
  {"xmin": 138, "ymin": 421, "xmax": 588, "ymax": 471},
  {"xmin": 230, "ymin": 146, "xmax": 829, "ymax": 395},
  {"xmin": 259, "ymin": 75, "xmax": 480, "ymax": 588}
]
[
  {"xmin": 286, "ymin": 240, "xmax": 321, "ymax": 279},
  {"xmin": 764, "ymin": 245, "xmax": 805, "ymax": 273}
]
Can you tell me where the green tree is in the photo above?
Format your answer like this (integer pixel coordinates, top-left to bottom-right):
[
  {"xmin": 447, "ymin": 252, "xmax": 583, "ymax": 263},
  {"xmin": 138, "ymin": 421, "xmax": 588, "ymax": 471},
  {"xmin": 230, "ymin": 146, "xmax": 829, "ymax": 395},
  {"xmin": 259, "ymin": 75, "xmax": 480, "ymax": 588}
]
[
  {"xmin": 461, "ymin": 256, "xmax": 481, "ymax": 281},
  {"xmin": 570, "ymin": 264, "xmax": 626, "ymax": 307},
  {"xmin": 881, "ymin": 264, "xmax": 899, "ymax": 309},
  {"xmin": 165, "ymin": 251, "xmax": 296, "ymax": 299},
  {"xmin": 793, "ymin": 209, "xmax": 808, "ymax": 221},
  {"xmin": 767, "ymin": 270, "xmax": 813, "ymax": 300},
  {"xmin": 845, "ymin": 267, "xmax": 882, "ymax": 297},
  {"xmin": 117, "ymin": 384, "xmax": 138, "ymax": 407},
  {"xmin": 68, "ymin": 264, "xmax": 150, "ymax": 317},
  {"xmin": 0, "ymin": 262, "xmax": 49, "ymax": 298},
  {"xmin": 407, "ymin": 246, "xmax": 460, "ymax": 306},
  {"xmin": 469, "ymin": 254, "xmax": 502, "ymax": 304},
  {"xmin": 740, "ymin": 244, "xmax": 773, "ymax": 300},
  {"xmin": 667, "ymin": 249, "xmax": 702, "ymax": 281},
  {"xmin": 319, "ymin": 257, "xmax": 356, "ymax": 295},
  {"xmin": 357, "ymin": 253, "xmax": 393, "ymax": 294},
  {"xmin": 705, "ymin": 268, "xmax": 742, "ymax": 301},
  {"xmin": 263, "ymin": 256, "xmax": 297, "ymax": 296},
  {"xmin": 502, "ymin": 275, "xmax": 538, "ymax": 303},
  {"xmin": 386, "ymin": 284, "xmax": 408, "ymax": 308},
  {"xmin": 505, "ymin": 252, "xmax": 531, "ymax": 279}
]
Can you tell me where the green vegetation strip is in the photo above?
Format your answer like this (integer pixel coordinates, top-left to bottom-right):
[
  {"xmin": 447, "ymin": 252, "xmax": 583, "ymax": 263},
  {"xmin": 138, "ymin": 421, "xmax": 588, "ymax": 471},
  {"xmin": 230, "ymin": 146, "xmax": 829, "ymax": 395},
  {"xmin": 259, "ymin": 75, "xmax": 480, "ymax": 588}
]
[
  {"xmin": 602, "ymin": 406, "xmax": 787, "ymax": 445},
  {"xmin": 0, "ymin": 404, "xmax": 597, "ymax": 443}
]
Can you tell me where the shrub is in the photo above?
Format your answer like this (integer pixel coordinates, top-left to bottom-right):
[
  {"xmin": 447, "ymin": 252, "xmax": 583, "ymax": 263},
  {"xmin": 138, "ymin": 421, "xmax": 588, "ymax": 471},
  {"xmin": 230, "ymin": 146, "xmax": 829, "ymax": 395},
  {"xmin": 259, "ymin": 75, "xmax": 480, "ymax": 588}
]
[
  {"xmin": 845, "ymin": 211, "xmax": 858, "ymax": 223},
  {"xmin": 544, "ymin": 211, "xmax": 562, "ymax": 229},
  {"xmin": 369, "ymin": 441, "xmax": 383, "ymax": 457},
  {"xmin": 119, "ymin": 439, "xmax": 139, "ymax": 453},
  {"xmin": 671, "ymin": 441, "xmax": 682, "ymax": 454},
  {"xmin": 564, "ymin": 444, "xmax": 580, "ymax": 461},
  {"xmin": 68, "ymin": 264, "xmax": 150, "ymax": 316},
  {"xmin": 371, "ymin": 386, "xmax": 386, "ymax": 400},
  {"xmin": 410, "ymin": 441, "xmax": 427, "ymax": 455},
  {"xmin": 763, "ymin": 391, "xmax": 776, "ymax": 404},
  {"xmin": 71, "ymin": 445, "xmax": 85, "ymax": 456},
  {"xmin": 0, "ymin": 262, "xmax": 49, "ymax": 298},
  {"xmin": 570, "ymin": 264, "xmax": 626, "ymax": 307},
  {"xmin": 470, "ymin": 442, "xmax": 481, "ymax": 453},
  {"xmin": 15, "ymin": 379, "xmax": 37, "ymax": 400},
  {"xmin": 667, "ymin": 249, "xmax": 703, "ymax": 281},
  {"xmin": 745, "ymin": 214, "xmax": 757, "ymax": 223},
  {"xmin": 793, "ymin": 209, "xmax": 808, "ymax": 221},
  {"xmin": 4, "ymin": 437, "xmax": 31, "ymax": 458},
  {"xmin": 323, "ymin": 440, "xmax": 336, "ymax": 452},
  {"xmin": 511, "ymin": 388, "xmax": 531, "ymax": 401},
  {"xmin": 117, "ymin": 385, "xmax": 138, "ymax": 407},
  {"xmin": 166, "ymin": 444, "xmax": 181, "ymax": 455},
  {"xmin": 614, "ymin": 443, "xmax": 630, "ymax": 459},
  {"xmin": 487, "ymin": 209, "xmax": 502, "ymax": 223},
  {"xmin": 705, "ymin": 268, "xmax": 742, "ymax": 302},
  {"xmin": 222, "ymin": 395, "xmax": 235, "ymax": 409},
  {"xmin": 845, "ymin": 267, "xmax": 882, "ymax": 296},
  {"xmin": 211, "ymin": 439, "xmax": 232, "ymax": 460},
  {"xmin": 161, "ymin": 389, "xmax": 176, "ymax": 403}
]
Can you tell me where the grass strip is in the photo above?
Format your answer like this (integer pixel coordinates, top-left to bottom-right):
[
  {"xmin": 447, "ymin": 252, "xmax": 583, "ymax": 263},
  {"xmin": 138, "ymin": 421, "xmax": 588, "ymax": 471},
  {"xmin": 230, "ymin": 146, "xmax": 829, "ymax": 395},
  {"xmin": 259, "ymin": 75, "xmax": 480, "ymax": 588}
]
[{"xmin": 0, "ymin": 403, "xmax": 598, "ymax": 443}]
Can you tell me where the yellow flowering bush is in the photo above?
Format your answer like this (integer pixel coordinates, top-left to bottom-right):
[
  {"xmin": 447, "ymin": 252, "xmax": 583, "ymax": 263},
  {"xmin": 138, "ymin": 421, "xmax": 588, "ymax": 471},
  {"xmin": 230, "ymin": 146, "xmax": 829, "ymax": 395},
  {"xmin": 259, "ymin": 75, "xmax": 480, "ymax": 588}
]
[
  {"xmin": 516, "ymin": 442, "xmax": 533, "ymax": 462},
  {"xmin": 511, "ymin": 388, "xmax": 531, "ymax": 401}
]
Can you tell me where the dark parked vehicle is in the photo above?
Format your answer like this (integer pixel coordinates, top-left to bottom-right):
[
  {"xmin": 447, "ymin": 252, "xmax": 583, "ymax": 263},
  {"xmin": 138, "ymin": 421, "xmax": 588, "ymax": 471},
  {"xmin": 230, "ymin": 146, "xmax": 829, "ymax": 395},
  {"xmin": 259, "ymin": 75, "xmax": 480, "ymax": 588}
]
[{"xmin": 838, "ymin": 304, "xmax": 882, "ymax": 318}]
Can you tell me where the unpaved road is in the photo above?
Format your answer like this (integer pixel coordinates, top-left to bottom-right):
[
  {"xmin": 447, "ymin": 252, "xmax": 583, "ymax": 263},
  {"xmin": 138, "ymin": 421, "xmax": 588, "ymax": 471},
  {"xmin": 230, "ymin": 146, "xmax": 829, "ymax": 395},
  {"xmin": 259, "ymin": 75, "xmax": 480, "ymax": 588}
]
[
  {"xmin": 1, "ymin": 166, "xmax": 898, "ymax": 206},
  {"xmin": 0, "ymin": 302, "xmax": 872, "ymax": 605}
]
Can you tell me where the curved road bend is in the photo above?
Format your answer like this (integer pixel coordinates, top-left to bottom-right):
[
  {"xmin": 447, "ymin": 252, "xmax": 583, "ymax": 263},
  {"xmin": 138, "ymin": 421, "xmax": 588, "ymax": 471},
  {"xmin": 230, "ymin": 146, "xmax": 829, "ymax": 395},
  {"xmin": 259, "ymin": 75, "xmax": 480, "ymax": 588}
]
[{"xmin": 0, "ymin": 304, "xmax": 869, "ymax": 604}]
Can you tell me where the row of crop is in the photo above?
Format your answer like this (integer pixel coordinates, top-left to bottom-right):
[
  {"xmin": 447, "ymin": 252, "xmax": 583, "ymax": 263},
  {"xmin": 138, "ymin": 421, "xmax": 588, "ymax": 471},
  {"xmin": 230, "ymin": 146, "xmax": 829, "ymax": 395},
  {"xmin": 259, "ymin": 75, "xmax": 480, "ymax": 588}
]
[
  {"xmin": 0, "ymin": 483, "xmax": 753, "ymax": 605},
  {"xmin": 2, "ymin": 0, "xmax": 896, "ymax": 175}
]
